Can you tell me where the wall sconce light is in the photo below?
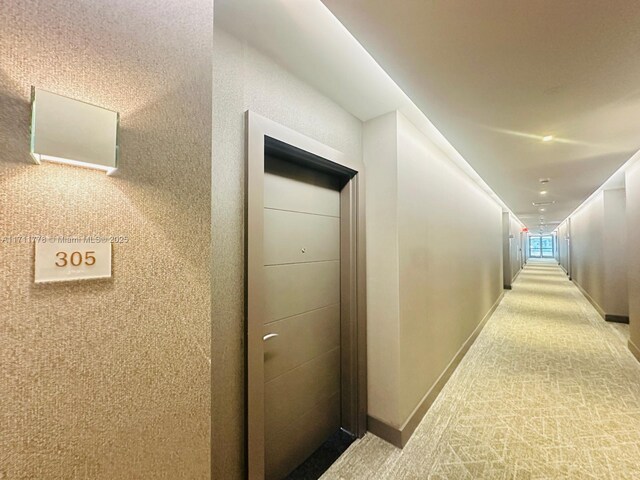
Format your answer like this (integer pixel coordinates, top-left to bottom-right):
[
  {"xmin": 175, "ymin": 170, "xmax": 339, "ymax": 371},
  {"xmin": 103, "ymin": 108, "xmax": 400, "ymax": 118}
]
[{"xmin": 30, "ymin": 87, "xmax": 119, "ymax": 174}]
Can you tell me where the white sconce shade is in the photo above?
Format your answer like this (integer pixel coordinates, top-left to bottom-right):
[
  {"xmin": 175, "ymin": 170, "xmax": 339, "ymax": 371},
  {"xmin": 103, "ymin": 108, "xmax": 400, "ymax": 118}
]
[{"xmin": 30, "ymin": 87, "xmax": 119, "ymax": 174}]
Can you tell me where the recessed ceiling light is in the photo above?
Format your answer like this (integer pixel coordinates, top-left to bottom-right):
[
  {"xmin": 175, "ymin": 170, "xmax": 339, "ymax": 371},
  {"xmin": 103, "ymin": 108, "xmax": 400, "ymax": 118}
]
[
  {"xmin": 542, "ymin": 135, "xmax": 554, "ymax": 142},
  {"xmin": 540, "ymin": 190, "xmax": 548, "ymax": 195}
]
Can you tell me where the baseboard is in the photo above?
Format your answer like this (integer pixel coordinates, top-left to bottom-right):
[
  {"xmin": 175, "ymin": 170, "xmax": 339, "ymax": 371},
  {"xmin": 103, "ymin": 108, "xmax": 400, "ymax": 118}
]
[
  {"xmin": 512, "ymin": 268, "xmax": 522, "ymax": 283},
  {"xmin": 571, "ymin": 280, "xmax": 629, "ymax": 323},
  {"xmin": 366, "ymin": 415, "xmax": 402, "ymax": 447},
  {"xmin": 571, "ymin": 279, "xmax": 605, "ymax": 319},
  {"xmin": 367, "ymin": 291, "xmax": 505, "ymax": 448},
  {"xmin": 605, "ymin": 314, "xmax": 630, "ymax": 324},
  {"xmin": 629, "ymin": 339, "xmax": 640, "ymax": 363}
]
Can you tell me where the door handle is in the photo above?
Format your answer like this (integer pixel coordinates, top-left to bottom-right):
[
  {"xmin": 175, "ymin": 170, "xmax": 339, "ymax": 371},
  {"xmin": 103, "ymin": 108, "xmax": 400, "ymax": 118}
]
[{"xmin": 263, "ymin": 333, "xmax": 279, "ymax": 341}]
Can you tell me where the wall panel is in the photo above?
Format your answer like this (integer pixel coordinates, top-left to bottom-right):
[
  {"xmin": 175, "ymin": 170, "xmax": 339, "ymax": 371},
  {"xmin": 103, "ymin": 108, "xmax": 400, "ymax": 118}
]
[
  {"xmin": 626, "ymin": 162, "xmax": 640, "ymax": 353},
  {"xmin": 569, "ymin": 188, "xmax": 628, "ymax": 318},
  {"xmin": 364, "ymin": 111, "xmax": 503, "ymax": 439}
]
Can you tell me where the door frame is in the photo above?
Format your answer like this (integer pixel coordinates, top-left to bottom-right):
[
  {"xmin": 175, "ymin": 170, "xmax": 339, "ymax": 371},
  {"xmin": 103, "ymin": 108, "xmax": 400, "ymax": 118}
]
[{"xmin": 245, "ymin": 111, "xmax": 367, "ymax": 479}]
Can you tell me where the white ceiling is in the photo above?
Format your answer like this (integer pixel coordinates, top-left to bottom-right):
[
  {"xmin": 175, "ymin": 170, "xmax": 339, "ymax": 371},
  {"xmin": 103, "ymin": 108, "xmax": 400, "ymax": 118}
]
[
  {"xmin": 321, "ymin": 0, "xmax": 640, "ymax": 233},
  {"xmin": 215, "ymin": 0, "xmax": 520, "ymax": 217},
  {"xmin": 216, "ymin": 0, "xmax": 640, "ymax": 233}
]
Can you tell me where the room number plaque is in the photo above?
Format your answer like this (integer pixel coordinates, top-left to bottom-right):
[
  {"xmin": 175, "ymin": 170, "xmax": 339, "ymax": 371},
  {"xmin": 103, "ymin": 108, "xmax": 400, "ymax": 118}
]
[{"xmin": 34, "ymin": 240, "xmax": 112, "ymax": 283}]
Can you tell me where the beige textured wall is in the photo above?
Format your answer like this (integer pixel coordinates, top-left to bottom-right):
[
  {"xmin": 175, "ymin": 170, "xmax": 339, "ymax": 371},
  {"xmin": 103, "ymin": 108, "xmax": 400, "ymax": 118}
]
[
  {"xmin": 570, "ymin": 189, "xmax": 628, "ymax": 317},
  {"xmin": 571, "ymin": 192, "xmax": 606, "ymax": 313},
  {"xmin": 502, "ymin": 213, "xmax": 523, "ymax": 288},
  {"xmin": 364, "ymin": 111, "xmax": 503, "ymax": 429},
  {"xmin": 502, "ymin": 213, "xmax": 512, "ymax": 287},
  {"xmin": 511, "ymin": 216, "xmax": 523, "ymax": 280},
  {"xmin": 558, "ymin": 221, "xmax": 569, "ymax": 275},
  {"xmin": 362, "ymin": 111, "xmax": 402, "ymax": 425},
  {"xmin": 396, "ymin": 112, "xmax": 503, "ymax": 426},
  {"xmin": 0, "ymin": 2, "xmax": 212, "ymax": 478},
  {"xmin": 603, "ymin": 189, "xmax": 628, "ymax": 316},
  {"xmin": 626, "ymin": 161, "xmax": 640, "ymax": 349},
  {"xmin": 212, "ymin": 29, "xmax": 363, "ymax": 479}
]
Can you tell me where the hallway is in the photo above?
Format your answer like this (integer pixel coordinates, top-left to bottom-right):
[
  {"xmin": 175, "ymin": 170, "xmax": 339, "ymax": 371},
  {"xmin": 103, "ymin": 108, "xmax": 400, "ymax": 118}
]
[{"xmin": 323, "ymin": 260, "xmax": 640, "ymax": 479}]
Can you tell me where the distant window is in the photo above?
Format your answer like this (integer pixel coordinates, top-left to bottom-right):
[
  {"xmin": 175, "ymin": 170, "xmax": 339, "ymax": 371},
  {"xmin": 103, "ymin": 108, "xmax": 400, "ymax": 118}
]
[{"xmin": 529, "ymin": 235, "xmax": 554, "ymax": 258}]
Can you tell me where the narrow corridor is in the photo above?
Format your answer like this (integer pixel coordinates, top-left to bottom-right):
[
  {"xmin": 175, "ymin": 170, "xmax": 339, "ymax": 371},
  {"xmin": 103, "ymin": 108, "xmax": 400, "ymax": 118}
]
[{"xmin": 323, "ymin": 260, "xmax": 640, "ymax": 479}]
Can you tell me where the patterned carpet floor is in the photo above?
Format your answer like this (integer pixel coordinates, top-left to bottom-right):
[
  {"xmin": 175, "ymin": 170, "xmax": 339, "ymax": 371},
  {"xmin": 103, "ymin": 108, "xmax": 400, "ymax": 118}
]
[{"xmin": 321, "ymin": 259, "xmax": 640, "ymax": 479}]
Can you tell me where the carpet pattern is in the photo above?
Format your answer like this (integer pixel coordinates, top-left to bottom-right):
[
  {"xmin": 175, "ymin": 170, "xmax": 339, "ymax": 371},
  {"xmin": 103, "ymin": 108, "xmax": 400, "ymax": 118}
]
[{"xmin": 322, "ymin": 260, "xmax": 640, "ymax": 479}]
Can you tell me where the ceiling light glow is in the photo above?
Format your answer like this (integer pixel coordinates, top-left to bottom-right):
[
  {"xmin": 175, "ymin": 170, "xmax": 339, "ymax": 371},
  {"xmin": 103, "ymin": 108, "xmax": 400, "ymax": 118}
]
[{"xmin": 542, "ymin": 135, "xmax": 554, "ymax": 142}]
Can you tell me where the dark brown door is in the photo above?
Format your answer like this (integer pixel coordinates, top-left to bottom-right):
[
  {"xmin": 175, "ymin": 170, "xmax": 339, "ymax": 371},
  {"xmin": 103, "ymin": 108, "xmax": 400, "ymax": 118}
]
[{"xmin": 262, "ymin": 156, "xmax": 342, "ymax": 479}]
